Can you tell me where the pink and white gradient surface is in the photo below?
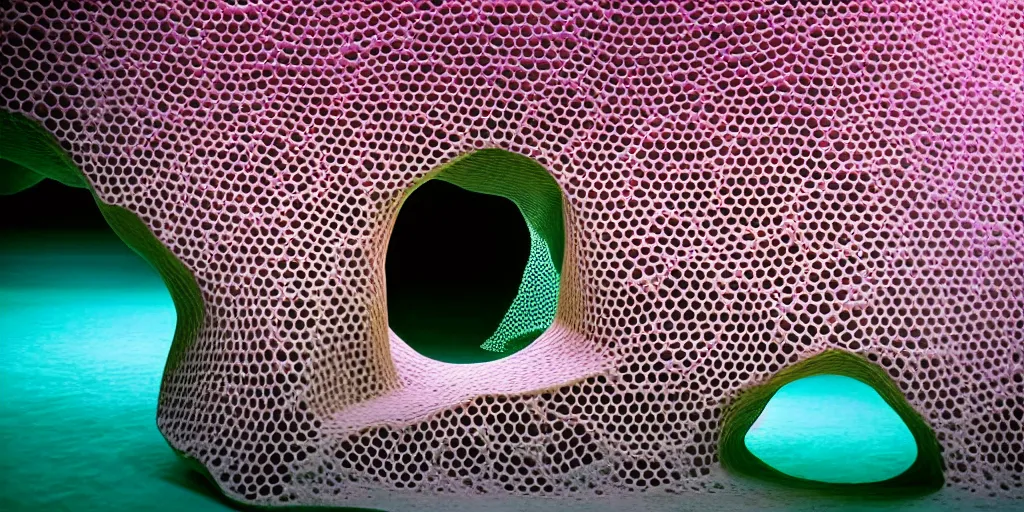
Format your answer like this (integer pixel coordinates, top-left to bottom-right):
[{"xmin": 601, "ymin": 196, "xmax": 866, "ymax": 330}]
[{"xmin": 2, "ymin": 1, "xmax": 1022, "ymax": 507}]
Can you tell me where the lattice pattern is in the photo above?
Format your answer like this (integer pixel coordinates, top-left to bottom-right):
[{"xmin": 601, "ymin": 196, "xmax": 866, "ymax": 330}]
[
  {"xmin": 482, "ymin": 222, "xmax": 560, "ymax": 353},
  {"xmin": 2, "ymin": 0, "xmax": 1022, "ymax": 507}
]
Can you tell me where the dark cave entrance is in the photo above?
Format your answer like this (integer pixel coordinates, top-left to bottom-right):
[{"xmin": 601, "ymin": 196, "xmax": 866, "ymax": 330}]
[
  {"xmin": 385, "ymin": 179, "xmax": 532, "ymax": 363},
  {"xmin": 385, "ymin": 150, "xmax": 567, "ymax": 364}
]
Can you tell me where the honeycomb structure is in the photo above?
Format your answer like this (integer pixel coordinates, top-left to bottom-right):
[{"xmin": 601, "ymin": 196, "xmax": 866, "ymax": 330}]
[
  {"xmin": 2, "ymin": 0, "xmax": 1022, "ymax": 507},
  {"xmin": 480, "ymin": 222, "xmax": 561, "ymax": 353}
]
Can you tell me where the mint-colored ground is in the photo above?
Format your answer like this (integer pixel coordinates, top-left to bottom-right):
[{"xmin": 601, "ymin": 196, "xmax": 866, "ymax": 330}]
[
  {"xmin": 744, "ymin": 374, "xmax": 919, "ymax": 484},
  {"xmin": 0, "ymin": 231, "xmax": 1016, "ymax": 511},
  {"xmin": 0, "ymin": 231, "xmax": 232, "ymax": 512}
]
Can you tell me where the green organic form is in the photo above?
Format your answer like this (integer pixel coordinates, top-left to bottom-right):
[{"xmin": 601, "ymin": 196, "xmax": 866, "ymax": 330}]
[
  {"xmin": 480, "ymin": 222, "xmax": 560, "ymax": 353},
  {"xmin": 396, "ymin": 148, "xmax": 565, "ymax": 355},
  {"xmin": 719, "ymin": 350, "xmax": 944, "ymax": 495},
  {"xmin": 0, "ymin": 110, "xmax": 205, "ymax": 400}
]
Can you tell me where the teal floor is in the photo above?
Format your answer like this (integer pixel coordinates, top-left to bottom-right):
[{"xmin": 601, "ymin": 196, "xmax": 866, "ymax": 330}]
[
  {"xmin": 745, "ymin": 374, "xmax": 919, "ymax": 484},
  {"xmin": 0, "ymin": 231, "xmax": 233, "ymax": 511},
  {"xmin": 0, "ymin": 231, "xmax": 1016, "ymax": 511}
]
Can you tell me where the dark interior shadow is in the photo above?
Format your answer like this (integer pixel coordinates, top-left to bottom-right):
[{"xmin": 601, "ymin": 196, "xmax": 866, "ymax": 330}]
[{"xmin": 156, "ymin": 458, "xmax": 239, "ymax": 509}]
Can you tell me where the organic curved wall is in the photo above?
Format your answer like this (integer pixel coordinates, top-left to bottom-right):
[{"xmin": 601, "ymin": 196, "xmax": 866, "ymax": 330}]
[{"xmin": 2, "ymin": 1, "xmax": 1022, "ymax": 508}]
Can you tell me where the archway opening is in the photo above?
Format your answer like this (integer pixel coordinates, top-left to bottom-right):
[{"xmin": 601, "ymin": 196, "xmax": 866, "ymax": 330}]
[
  {"xmin": 386, "ymin": 179, "xmax": 530, "ymax": 363},
  {"xmin": 718, "ymin": 350, "xmax": 944, "ymax": 495},
  {"xmin": 385, "ymin": 149, "xmax": 564, "ymax": 364},
  {"xmin": 743, "ymin": 374, "xmax": 918, "ymax": 484},
  {"xmin": 1, "ymin": 112, "xmax": 212, "ymax": 509}
]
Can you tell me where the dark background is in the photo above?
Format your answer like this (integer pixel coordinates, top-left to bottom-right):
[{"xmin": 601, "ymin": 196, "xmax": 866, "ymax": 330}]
[
  {"xmin": 0, "ymin": 179, "xmax": 107, "ymax": 231},
  {"xmin": 1, "ymin": 178, "xmax": 531, "ymax": 363},
  {"xmin": 385, "ymin": 179, "xmax": 530, "ymax": 362}
]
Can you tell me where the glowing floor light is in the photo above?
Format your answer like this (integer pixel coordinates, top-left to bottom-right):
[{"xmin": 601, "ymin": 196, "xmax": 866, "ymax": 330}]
[
  {"xmin": 743, "ymin": 374, "xmax": 918, "ymax": 484},
  {"xmin": 0, "ymin": 232, "xmax": 232, "ymax": 511}
]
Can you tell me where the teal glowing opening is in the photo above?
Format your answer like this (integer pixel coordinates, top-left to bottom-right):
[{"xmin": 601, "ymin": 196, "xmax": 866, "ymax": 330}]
[
  {"xmin": 744, "ymin": 374, "xmax": 918, "ymax": 484},
  {"xmin": 386, "ymin": 149, "xmax": 564, "ymax": 363}
]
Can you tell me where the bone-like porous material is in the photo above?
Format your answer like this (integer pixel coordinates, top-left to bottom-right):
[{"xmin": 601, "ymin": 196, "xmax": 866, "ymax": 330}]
[{"xmin": 2, "ymin": 1, "xmax": 1021, "ymax": 507}]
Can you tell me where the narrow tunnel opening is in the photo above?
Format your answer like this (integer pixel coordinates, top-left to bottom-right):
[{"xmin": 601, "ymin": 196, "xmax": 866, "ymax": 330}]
[
  {"xmin": 385, "ymin": 150, "xmax": 566, "ymax": 364},
  {"xmin": 386, "ymin": 179, "xmax": 531, "ymax": 363}
]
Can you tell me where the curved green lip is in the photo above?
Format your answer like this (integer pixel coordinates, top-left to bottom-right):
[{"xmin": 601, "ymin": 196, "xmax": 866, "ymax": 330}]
[
  {"xmin": 718, "ymin": 349, "xmax": 945, "ymax": 496},
  {"xmin": 0, "ymin": 110, "xmax": 204, "ymax": 444}
]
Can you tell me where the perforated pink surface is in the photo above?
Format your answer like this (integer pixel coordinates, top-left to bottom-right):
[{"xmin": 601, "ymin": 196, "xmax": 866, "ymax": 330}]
[{"xmin": 2, "ymin": 1, "xmax": 1022, "ymax": 506}]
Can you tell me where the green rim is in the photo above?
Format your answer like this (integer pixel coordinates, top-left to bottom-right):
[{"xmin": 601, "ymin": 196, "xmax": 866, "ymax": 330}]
[
  {"xmin": 0, "ymin": 110, "xmax": 204, "ymax": 417},
  {"xmin": 393, "ymin": 148, "xmax": 566, "ymax": 356},
  {"xmin": 718, "ymin": 349, "xmax": 944, "ymax": 495}
]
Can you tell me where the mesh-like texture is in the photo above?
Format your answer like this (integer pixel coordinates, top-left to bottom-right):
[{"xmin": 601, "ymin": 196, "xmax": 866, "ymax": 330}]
[
  {"xmin": 417, "ymin": 148, "xmax": 566, "ymax": 354},
  {"xmin": 481, "ymin": 222, "xmax": 560, "ymax": 353},
  {"xmin": 2, "ymin": 0, "xmax": 1023, "ymax": 507}
]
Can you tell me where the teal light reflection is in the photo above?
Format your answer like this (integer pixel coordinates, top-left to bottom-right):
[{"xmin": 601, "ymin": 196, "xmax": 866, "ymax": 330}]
[
  {"xmin": 0, "ymin": 231, "xmax": 231, "ymax": 511},
  {"xmin": 743, "ymin": 374, "xmax": 918, "ymax": 484}
]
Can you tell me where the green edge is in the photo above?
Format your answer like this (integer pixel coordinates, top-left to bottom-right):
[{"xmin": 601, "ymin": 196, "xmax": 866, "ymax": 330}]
[
  {"xmin": 0, "ymin": 110, "xmax": 203, "ymax": 393},
  {"xmin": 1, "ymin": 113, "xmax": 949, "ymax": 507},
  {"xmin": 718, "ymin": 349, "xmax": 944, "ymax": 495},
  {"xmin": 424, "ymin": 148, "xmax": 565, "ymax": 274},
  {"xmin": 395, "ymin": 148, "xmax": 566, "ymax": 356},
  {"xmin": 3, "ymin": 110, "xmax": 439, "ymax": 510},
  {"xmin": 0, "ymin": 110, "xmax": 219, "ymax": 490}
]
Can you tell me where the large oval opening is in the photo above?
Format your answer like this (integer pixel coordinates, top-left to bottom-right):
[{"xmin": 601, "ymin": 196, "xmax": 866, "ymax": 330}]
[
  {"xmin": 385, "ymin": 150, "xmax": 564, "ymax": 364},
  {"xmin": 718, "ymin": 350, "xmax": 944, "ymax": 494}
]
